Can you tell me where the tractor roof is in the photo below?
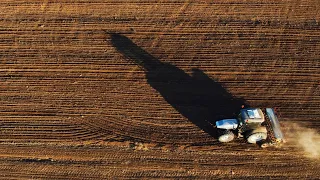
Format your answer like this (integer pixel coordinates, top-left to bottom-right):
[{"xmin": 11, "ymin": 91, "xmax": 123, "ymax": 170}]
[{"xmin": 240, "ymin": 108, "xmax": 265, "ymax": 123}]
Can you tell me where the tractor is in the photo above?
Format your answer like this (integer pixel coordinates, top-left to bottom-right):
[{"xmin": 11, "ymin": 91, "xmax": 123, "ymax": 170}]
[{"xmin": 215, "ymin": 108, "xmax": 284, "ymax": 148}]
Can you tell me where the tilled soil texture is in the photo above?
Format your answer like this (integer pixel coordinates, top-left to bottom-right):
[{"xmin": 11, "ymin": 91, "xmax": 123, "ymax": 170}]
[{"xmin": 0, "ymin": 0, "xmax": 319, "ymax": 179}]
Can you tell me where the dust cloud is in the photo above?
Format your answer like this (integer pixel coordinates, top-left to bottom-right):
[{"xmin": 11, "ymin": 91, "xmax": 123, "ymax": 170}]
[{"xmin": 282, "ymin": 122, "xmax": 320, "ymax": 160}]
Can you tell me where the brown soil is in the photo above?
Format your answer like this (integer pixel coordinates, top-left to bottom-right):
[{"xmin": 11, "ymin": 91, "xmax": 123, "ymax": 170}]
[{"xmin": 0, "ymin": 0, "xmax": 319, "ymax": 179}]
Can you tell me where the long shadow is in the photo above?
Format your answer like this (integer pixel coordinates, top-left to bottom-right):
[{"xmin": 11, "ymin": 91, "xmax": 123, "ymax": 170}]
[{"xmin": 110, "ymin": 33, "xmax": 248, "ymax": 139}]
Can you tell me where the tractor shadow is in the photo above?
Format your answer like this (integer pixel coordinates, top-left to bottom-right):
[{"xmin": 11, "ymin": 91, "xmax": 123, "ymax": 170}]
[{"xmin": 110, "ymin": 33, "xmax": 248, "ymax": 139}]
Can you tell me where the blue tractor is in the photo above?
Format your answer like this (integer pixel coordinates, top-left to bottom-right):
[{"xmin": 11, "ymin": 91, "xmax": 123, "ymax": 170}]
[{"xmin": 215, "ymin": 108, "xmax": 284, "ymax": 147}]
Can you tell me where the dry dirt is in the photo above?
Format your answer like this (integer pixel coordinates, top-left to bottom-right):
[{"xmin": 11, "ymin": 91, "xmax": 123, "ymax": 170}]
[{"xmin": 0, "ymin": 0, "xmax": 319, "ymax": 179}]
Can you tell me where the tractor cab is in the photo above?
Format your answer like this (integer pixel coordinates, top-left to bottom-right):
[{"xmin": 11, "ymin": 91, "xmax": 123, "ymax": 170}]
[{"xmin": 238, "ymin": 108, "xmax": 265, "ymax": 130}]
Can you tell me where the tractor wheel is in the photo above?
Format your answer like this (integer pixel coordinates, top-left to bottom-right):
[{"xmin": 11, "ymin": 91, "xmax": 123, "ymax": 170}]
[
  {"xmin": 246, "ymin": 127, "xmax": 267, "ymax": 144},
  {"xmin": 218, "ymin": 130, "xmax": 235, "ymax": 143}
]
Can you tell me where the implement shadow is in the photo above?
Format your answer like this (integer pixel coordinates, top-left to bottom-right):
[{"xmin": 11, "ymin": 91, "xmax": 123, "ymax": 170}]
[{"xmin": 110, "ymin": 33, "xmax": 247, "ymax": 139}]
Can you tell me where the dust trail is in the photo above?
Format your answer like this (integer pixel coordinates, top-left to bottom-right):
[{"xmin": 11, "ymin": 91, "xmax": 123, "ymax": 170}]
[{"xmin": 282, "ymin": 122, "xmax": 320, "ymax": 160}]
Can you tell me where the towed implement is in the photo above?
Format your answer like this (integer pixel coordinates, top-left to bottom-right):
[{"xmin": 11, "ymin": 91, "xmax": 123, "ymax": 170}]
[{"xmin": 215, "ymin": 108, "xmax": 284, "ymax": 148}]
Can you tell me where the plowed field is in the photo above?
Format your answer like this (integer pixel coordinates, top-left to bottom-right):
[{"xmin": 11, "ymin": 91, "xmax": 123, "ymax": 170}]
[{"xmin": 0, "ymin": 0, "xmax": 319, "ymax": 179}]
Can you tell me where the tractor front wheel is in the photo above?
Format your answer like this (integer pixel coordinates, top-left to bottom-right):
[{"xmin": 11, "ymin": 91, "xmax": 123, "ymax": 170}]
[{"xmin": 218, "ymin": 130, "xmax": 235, "ymax": 143}]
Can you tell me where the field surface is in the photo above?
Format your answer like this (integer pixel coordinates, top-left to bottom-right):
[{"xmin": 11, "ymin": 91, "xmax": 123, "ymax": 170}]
[{"xmin": 0, "ymin": 0, "xmax": 319, "ymax": 179}]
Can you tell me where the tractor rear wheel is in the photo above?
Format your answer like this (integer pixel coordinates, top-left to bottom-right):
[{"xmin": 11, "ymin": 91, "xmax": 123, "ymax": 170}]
[
  {"xmin": 246, "ymin": 127, "xmax": 267, "ymax": 144},
  {"xmin": 218, "ymin": 130, "xmax": 235, "ymax": 143}
]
